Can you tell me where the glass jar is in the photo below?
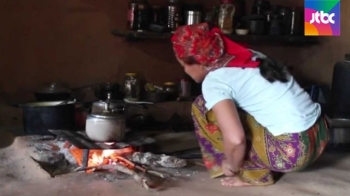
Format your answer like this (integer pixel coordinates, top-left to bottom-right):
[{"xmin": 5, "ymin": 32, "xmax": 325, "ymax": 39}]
[
  {"xmin": 124, "ymin": 73, "xmax": 140, "ymax": 101},
  {"xmin": 218, "ymin": 0, "xmax": 236, "ymax": 34},
  {"xmin": 163, "ymin": 82, "xmax": 177, "ymax": 101}
]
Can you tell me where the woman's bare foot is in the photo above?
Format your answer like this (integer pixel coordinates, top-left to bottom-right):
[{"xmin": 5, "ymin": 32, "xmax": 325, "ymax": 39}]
[{"xmin": 220, "ymin": 177, "xmax": 252, "ymax": 187}]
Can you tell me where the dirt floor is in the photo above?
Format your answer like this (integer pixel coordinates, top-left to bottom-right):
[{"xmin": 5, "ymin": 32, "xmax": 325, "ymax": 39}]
[{"xmin": 1, "ymin": 129, "xmax": 350, "ymax": 196}]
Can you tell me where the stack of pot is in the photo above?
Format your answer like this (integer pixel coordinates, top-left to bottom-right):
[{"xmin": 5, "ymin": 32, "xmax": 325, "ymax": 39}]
[
  {"xmin": 17, "ymin": 82, "xmax": 128, "ymax": 143},
  {"xmin": 18, "ymin": 83, "xmax": 78, "ymax": 135}
]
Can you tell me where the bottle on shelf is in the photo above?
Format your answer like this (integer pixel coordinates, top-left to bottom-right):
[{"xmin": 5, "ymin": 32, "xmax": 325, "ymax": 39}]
[{"xmin": 218, "ymin": 0, "xmax": 236, "ymax": 34}]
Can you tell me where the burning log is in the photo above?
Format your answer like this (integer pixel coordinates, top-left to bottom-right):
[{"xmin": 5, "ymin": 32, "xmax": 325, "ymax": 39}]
[{"xmin": 127, "ymin": 152, "xmax": 187, "ymax": 168}]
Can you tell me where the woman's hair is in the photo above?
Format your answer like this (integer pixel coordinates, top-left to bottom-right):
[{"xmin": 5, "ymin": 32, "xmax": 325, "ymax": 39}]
[
  {"xmin": 258, "ymin": 57, "xmax": 289, "ymax": 83},
  {"xmin": 181, "ymin": 56, "xmax": 289, "ymax": 83}
]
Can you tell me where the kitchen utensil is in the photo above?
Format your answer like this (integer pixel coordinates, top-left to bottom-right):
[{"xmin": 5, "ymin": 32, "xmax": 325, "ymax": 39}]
[
  {"xmin": 86, "ymin": 99, "xmax": 126, "ymax": 142},
  {"xmin": 34, "ymin": 83, "xmax": 71, "ymax": 102},
  {"xmin": 16, "ymin": 101, "xmax": 76, "ymax": 135}
]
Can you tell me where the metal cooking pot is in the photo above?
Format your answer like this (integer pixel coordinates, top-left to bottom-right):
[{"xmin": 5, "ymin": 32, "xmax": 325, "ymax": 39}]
[
  {"xmin": 17, "ymin": 101, "xmax": 76, "ymax": 135},
  {"xmin": 86, "ymin": 100, "xmax": 126, "ymax": 142},
  {"xmin": 34, "ymin": 83, "xmax": 71, "ymax": 102}
]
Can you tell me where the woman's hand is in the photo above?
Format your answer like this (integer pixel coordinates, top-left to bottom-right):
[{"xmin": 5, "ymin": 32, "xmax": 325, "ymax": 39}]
[{"xmin": 212, "ymin": 100, "xmax": 247, "ymax": 175}]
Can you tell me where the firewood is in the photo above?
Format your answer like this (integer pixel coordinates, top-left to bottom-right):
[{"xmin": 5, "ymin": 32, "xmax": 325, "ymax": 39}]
[
  {"xmin": 127, "ymin": 152, "xmax": 187, "ymax": 168},
  {"xmin": 74, "ymin": 164, "xmax": 166, "ymax": 190}
]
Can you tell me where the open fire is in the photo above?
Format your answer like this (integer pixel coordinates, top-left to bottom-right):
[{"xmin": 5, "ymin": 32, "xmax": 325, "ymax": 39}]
[
  {"xmin": 28, "ymin": 133, "xmax": 189, "ymax": 190},
  {"xmin": 69, "ymin": 144, "xmax": 134, "ymax": 173}
]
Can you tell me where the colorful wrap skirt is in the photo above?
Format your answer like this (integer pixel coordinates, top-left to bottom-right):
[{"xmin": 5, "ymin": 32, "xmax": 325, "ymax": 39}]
[{"xmin": 192, "ymin": 95, "xmax": 329, "ymax": 185}]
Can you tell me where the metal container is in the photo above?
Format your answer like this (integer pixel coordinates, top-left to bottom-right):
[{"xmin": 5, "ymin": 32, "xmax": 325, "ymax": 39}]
[
  {"xmin": 17, "ymin": 101, "xmax": 76, "ymax": 135},
  {"xmin": 163, "ymin": 82, "xmax": 177, "ymax": 101},
  {"xmin": 124, "ymin": 73, "xmax": 140, "ymax": 101},
  {"xmin": 325, "ymin": 117, "xmax": 350, "ymax": 150},
  {"xmin": 185, "ymin": 11, "xmax": 202, "ymax": 25},
  {"xmin": 91, "ymin": 100, "xmax": 125, "ymax": 114},
  {"xmin": 329, "ymin": 128, "xmax": 350, "ymax": 146},
  {"xmin": 86, "ymin": 101, "xmax": 126, "ymax": 142},
  {"xmin": 34, "ymin": 83, "xmax": 71, "ymax": 102}
]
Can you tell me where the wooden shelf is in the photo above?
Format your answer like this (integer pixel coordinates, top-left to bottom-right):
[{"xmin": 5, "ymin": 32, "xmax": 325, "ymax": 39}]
[{"xmin": 111, "ymin": 29, "xmax": 319, "ymax": 45}]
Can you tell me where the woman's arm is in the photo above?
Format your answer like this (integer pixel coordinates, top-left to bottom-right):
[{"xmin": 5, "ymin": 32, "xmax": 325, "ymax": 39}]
[{"xmin": 212, "ymin": 99, "xmax": 246, "ymax": 173}]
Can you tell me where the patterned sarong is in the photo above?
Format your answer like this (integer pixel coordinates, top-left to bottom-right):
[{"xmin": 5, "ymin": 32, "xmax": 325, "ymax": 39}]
[{"xmin": 192, "ymin": 95, "xmax": 329, "ymax": 185}]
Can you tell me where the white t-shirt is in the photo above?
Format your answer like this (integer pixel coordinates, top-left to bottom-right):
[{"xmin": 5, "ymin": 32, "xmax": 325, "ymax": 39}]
[{"xmin": 202, "ymin": 67, "xmax": 321, "ymax": 136}]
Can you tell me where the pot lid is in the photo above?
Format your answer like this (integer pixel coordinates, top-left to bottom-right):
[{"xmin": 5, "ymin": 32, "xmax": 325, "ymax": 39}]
[
  {"xmin": 37, "ymin": 83, "xmax": 71, "ymax": 94},
  {"xmin": 89, "ymin": 111, "xmax": 124, "ymax": 119},
  {"xmin": 19, "ymin": 101, "xmax": 76, "ymax": 107}
]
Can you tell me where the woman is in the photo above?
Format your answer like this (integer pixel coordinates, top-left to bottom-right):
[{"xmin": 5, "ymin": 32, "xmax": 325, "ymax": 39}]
[{"xmin": 171, "ymin": 23, "xmax": 329, "ymax": 187}]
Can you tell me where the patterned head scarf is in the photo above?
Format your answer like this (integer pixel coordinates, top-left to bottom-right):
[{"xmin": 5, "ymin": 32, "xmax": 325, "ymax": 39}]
[{"xmin": 171, "ymin": 23, "xmax": 260, "ymax": 70}]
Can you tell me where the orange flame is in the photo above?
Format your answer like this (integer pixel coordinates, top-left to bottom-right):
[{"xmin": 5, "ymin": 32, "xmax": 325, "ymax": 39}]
[{"xmin": 69, "ymin": 146, "xmax": 134, "ymax": 172}]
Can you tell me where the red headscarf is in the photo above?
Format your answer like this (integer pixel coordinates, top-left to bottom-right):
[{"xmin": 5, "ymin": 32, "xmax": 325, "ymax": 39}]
[{"xmin": 171, "ymin": 23, "xmax": 260, "ymax": 69}]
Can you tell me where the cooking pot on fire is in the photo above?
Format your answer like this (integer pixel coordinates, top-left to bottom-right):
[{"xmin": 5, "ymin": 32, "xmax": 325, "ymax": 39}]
[{"xmin": 86, "ymin": 98, "xmax": 126, "ymax": 142}]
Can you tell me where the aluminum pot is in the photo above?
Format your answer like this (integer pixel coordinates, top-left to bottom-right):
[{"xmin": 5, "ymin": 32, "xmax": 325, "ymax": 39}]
[
  {"xmin": 86, "ymin": 113, "xmax": 126, "ymax": 142},
  {"xmin": 18, "ymin": 101, "xmax": 76, "ymax": 135},
  {"xmin": 86, "ymin": 101, "xmax": 126, "ymax": 142}
]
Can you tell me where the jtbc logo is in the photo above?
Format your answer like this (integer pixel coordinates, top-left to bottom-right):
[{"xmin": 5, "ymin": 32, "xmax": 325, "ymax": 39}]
[{"xmin": 310, "ymin": 11, "xmax": 335, "ymax": 24}]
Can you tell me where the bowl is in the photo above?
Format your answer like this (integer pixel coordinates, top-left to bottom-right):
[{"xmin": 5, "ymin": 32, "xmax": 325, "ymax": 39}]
[{"xmin": 235, "ymin": 29, "xmax": 249, "ymax": 35}]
